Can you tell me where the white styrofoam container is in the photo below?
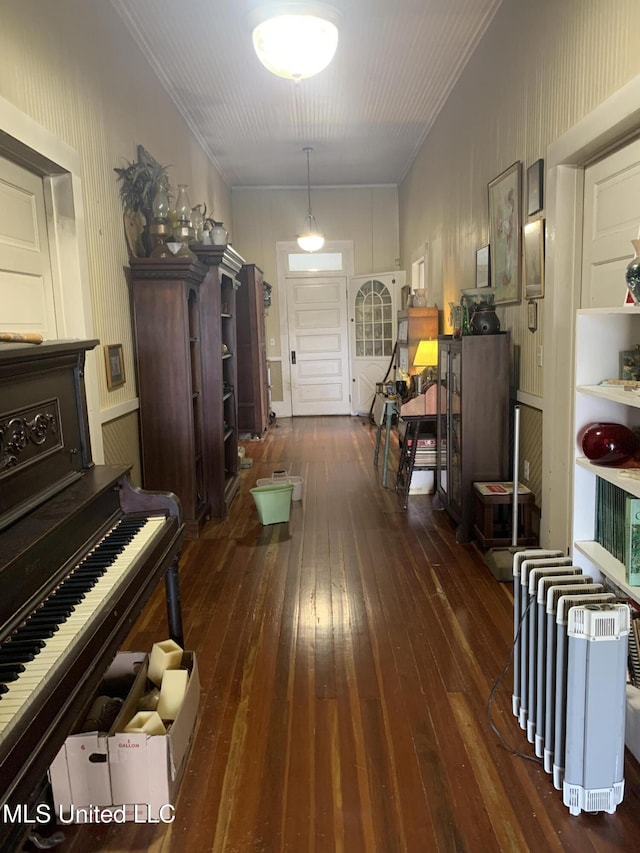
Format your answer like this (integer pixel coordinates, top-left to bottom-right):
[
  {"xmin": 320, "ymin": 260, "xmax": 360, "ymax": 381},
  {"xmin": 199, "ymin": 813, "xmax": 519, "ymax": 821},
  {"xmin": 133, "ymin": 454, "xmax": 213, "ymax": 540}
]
[
  {"xmin": 408, "ymin": 470, "xmax": 435, "ymax": 494},
  {"xmin": 257, "ymin": 470, "xmax": 303, "ymax": 500}
]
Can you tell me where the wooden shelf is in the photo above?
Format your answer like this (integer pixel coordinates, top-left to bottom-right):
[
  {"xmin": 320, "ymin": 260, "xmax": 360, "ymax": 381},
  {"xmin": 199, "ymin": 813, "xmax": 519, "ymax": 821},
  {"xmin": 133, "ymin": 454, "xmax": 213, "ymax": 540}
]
[
  {"xmin": 576, "ymin": 384, "xmax": 640, "ymax": 409},
  {"xmin": 574, "ymin": 540, "xmax": 640, "ymax": 605}
]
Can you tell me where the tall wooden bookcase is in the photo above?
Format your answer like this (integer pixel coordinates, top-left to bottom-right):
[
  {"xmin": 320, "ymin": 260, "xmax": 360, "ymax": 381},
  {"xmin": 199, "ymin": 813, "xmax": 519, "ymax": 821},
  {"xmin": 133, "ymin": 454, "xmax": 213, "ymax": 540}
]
[
  {"xmin": 237, "ymin": 263, "xmax": 269, "ymax": 437},
  {"xmin": 436, "ymin": 333, "xmax": 510, "ymax": 542},
  {"xmin": 130, "ymin": 246, "xmax": 244, "ymax": 536},
  {"xmin": 192, "ymin": 245, "xmax": 244, "ymax": 518}
]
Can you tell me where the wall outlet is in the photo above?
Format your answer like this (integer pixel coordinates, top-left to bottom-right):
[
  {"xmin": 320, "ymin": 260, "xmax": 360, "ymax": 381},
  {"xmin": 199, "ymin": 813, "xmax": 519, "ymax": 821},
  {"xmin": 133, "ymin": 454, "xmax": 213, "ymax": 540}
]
[
  {"xmin": 536, "ymin": 345, "xmax": 543, "ymax": 367},
  {"xmin": 523, "ymin": 459, "xmax": 530, "ymax": 480},
  {"xmin": 269, "ymin": 337, "xmax": 275, "ymax": 347}
]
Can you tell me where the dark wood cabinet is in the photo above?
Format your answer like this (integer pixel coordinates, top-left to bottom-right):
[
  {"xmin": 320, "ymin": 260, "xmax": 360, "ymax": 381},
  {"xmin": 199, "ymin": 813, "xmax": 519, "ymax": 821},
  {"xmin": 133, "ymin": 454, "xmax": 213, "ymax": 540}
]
[
  {"xmin": 130, "ymin": 246, "xmax": 244, "ymax": 536},
  {"xmin": 237, "ymin": 263, "xmax": 269, "ymax": 437},
  {"xmin": 436, "ymin": 333, "xmax": 510, "ymax": 543}
]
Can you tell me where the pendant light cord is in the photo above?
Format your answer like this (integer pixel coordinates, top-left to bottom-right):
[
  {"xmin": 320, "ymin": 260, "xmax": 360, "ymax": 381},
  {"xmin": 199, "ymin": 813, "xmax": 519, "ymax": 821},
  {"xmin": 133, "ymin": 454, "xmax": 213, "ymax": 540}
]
[{"xmin": 305, "ymin": 147, "xmax": 313, "ymax": 218}]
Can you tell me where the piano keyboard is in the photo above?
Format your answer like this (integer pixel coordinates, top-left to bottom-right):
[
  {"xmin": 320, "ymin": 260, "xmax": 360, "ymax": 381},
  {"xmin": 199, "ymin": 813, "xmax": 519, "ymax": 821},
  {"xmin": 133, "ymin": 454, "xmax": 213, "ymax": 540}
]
[{"xmin": 0, "ymin": 514, "xmax": 165, "ymax": 738}]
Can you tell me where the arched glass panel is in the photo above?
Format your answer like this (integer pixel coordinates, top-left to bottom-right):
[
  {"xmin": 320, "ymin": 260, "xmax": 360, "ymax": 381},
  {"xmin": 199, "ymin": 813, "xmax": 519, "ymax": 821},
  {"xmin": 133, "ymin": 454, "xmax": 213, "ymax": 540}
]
[{"xmin": 354, "ymin": 279, "xmax": 393, "ymax": 357}]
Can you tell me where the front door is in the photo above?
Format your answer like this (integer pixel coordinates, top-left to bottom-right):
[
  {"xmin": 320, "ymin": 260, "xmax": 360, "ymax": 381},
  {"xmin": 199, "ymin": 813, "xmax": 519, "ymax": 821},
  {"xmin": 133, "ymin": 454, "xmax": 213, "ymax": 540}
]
[
  {"xmin": 287, "ymin": 275, "xmax": 351, "ymax": 416},
  {"xmin": 348, "ymin": 271, "xmax": 402, "ymax": 415}
]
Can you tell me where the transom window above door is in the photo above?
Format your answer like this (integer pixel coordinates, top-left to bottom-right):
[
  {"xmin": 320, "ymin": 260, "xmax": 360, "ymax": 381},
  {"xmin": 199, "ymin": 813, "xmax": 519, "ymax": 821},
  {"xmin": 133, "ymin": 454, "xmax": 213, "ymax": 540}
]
[{"xmin": 354, "ymin": 279, "xmax": 393, "ymax": 357}]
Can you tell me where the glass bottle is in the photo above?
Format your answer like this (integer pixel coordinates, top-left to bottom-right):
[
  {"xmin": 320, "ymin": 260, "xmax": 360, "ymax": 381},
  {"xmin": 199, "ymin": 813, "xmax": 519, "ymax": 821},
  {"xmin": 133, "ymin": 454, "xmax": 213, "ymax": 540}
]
[{"xmin": 174, "ymin": 184, "xmax": 192, "ymax": 225}]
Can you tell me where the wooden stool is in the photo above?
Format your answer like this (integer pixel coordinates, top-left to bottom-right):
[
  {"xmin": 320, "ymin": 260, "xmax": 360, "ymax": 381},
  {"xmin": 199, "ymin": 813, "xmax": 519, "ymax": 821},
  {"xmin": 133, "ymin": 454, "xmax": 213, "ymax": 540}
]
[{"xmin": 473, "ymin": 482, "xmax": 537, "ymax": 548}]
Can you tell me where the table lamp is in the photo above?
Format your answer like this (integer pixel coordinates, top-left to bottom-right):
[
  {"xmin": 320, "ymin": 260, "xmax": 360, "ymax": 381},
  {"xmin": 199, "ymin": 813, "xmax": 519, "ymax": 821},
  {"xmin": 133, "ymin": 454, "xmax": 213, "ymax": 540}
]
[{"xmin": 413, "ymin": 339, "xmax": 438, "ymax": 392}]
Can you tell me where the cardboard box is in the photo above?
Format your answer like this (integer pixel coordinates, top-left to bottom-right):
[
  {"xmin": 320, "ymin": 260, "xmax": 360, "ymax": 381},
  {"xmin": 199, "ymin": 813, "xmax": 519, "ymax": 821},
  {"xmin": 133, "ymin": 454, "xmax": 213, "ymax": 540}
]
[
  {"xmin": 49, "ymin": 651, "xmax": 144, "ymax": 816},
  {"xmin": 108, "ymin": 651, "xmax": 199, "ymax": 820},
  {"xmin": 49, "ymin": 650, "xmax": 199, "ymax": 823}
]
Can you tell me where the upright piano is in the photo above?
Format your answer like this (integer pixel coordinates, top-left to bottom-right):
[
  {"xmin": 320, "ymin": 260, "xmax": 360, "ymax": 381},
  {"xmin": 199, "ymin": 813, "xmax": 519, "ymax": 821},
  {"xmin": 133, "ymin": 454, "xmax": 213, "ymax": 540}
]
[{"xmin": 0, "ymin": 339, "xmax": 185, "ymax": 849}]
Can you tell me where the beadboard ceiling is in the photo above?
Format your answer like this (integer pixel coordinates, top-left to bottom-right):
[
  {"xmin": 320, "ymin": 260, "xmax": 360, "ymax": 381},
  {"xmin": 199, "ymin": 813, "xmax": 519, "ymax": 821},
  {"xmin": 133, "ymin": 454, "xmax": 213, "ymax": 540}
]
[{"xmin": 111, "ymin": 0, "xmax": 501, "ymax": 188}]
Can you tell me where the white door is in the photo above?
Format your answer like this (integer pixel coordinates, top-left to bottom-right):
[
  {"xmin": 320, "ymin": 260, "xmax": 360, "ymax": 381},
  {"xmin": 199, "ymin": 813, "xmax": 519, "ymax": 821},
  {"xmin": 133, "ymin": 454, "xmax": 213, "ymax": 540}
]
[
  {"xmin": 287, "ymin": 275, "xmax": 351, "ymax": 415},
  {"xmin": 582, "ymin": 138, "xmax": 640, "ymax": 308},
  {"xmin": 0, "ymin": 155, "xmax": 56, "ymax": 336},
  {"xmin": 349, "ymin": 271, "xmax": 403, "ymax": 415}
]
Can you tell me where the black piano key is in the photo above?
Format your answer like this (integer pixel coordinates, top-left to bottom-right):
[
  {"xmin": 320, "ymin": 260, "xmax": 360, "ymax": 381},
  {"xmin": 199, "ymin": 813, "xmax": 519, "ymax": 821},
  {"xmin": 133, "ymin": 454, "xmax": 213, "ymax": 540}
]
[
  {"xmin": 4, "ymin": 639, "xmax": 45, "ymax": 650},
  {"xmin": 0, "ymin": 685, "xmax": 8, "ymax": 694},
  {"xmin": 0, "ymin": 663, "xmax": 25, "ymax": 676},
  {"xmin": 0, "ymin": 671, "xmax": 22, "ymax": 683},
  {"xmin": 0, "ymin": 650, "xmax": 36, "ymax": 664},
  {"xmin": 12, "ymin": 625, "xmax": 58, "ymax": 640}
]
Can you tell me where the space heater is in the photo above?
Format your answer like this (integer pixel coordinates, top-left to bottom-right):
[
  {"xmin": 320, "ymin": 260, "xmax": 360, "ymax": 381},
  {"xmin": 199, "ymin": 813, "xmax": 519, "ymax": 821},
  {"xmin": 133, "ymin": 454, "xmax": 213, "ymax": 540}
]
[
  {"xmin": 563, "ymin": 603, "xmax": 630, "ymax": 815},
  {"xmin": 509, "ymin": 550, "xmax": 629, "ymax": 815}
]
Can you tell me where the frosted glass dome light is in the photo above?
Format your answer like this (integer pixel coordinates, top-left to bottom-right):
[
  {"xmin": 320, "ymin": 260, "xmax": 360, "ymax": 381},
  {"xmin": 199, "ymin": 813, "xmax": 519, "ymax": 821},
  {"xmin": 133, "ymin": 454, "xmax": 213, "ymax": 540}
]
[{"xmin": 252, "ymin": 7, "xmax": 339, "ymax": 81}]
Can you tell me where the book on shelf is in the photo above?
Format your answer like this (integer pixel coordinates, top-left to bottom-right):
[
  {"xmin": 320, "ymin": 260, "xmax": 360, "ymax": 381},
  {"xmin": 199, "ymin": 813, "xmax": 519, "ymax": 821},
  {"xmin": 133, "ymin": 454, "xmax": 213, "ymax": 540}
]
[
  {"xmin": 595, "ymin": 478, "xmax": 626, "ymax": 564},
  {"xmin": 625, "ymin": 496, "xmax": 640, "ymax": 586}
]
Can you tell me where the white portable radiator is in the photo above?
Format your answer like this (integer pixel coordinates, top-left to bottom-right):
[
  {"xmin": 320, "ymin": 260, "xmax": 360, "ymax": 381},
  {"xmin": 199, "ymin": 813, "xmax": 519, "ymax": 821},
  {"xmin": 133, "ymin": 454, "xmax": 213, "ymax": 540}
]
[
  {"xmin": 563, "ymin": 603, "xmax": 630, "ymax": 816},
  {"xmin": 510, "ymin": 550, "xmax": 628, "ymax": 815}
]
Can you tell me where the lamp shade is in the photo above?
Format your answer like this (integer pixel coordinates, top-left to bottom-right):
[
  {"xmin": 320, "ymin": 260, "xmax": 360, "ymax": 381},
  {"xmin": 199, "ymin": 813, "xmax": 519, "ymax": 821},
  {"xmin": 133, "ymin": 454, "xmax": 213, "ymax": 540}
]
[
  {"xmin": 252, "ymin": 6, "xmax": 339, "ymax": 81},
  {"xmin": 413, "ymin": 339, "xmax": 438, "ymax": 368},
  {"xmin": 297, "ymin": 213, "xmax": 324, "ymax": 252}
]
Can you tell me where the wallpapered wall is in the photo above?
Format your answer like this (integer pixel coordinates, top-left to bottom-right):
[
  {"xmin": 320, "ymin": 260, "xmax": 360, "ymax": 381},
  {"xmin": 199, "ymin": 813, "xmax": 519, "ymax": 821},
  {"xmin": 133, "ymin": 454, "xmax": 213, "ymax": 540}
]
[
  {"xmin": 400, "ymin": 0, "xmax": 640, "ymax": 396},
  {"xmin": 0, "ymin": 0, "xmax": 232, "ymax": 480},
  {"xmin": 398, "ymin": 0, "xmax": 640, "ymax": 505}
]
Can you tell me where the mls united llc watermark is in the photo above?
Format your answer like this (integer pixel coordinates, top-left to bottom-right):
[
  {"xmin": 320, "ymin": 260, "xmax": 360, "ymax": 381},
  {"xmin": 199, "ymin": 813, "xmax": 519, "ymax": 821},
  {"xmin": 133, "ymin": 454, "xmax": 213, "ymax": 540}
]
[{"xmin": 2, "ymin": 803, "xmax": 176, "ymax": 825}]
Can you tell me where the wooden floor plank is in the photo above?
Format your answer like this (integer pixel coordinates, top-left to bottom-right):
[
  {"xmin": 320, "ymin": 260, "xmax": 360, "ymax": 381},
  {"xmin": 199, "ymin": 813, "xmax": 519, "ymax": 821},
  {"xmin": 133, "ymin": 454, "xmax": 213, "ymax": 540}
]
[{"xmin": 55, "ymin": 415, "xmax": 640, "ymax": 853}]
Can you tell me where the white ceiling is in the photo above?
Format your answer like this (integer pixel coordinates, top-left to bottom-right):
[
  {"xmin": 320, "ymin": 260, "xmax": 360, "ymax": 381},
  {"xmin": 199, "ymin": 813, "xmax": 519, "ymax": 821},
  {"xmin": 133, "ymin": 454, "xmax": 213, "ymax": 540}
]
[{"xmin": 111, "ymin": 0, "xmax": 502, "ymax": 188}]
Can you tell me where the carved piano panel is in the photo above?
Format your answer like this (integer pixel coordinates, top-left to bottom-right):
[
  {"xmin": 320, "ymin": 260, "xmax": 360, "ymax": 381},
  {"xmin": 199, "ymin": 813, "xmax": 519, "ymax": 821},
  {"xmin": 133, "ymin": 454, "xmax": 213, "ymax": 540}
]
[{"xmin": 0, "ymin": 340, "xmax": 96, "ymax": 531}]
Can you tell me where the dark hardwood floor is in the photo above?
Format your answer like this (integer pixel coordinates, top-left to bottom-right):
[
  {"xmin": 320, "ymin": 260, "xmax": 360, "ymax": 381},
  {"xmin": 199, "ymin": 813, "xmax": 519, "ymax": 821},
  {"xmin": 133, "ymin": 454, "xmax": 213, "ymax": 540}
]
[{"xmin": 58, "ymin": 415, "xmax": 640, "ymax": 852}]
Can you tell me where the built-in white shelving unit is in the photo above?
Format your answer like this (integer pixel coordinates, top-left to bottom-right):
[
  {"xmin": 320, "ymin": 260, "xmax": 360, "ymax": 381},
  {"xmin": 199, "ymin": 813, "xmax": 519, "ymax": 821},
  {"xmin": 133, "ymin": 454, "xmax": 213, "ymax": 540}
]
[{"xmin": 572, "ymin": 306, "xmax": 640, "ymax": 606}]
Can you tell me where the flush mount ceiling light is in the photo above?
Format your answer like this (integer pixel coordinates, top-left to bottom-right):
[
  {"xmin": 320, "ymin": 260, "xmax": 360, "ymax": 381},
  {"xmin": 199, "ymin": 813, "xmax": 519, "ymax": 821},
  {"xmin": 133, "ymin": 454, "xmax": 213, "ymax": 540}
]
[
  {"xmin": 250, "ymin": 2, "xmax": 339, "ymax": 81},
  {"xmin": 297, "ymin": 147, "xmax": 324, "ymax": 252}
]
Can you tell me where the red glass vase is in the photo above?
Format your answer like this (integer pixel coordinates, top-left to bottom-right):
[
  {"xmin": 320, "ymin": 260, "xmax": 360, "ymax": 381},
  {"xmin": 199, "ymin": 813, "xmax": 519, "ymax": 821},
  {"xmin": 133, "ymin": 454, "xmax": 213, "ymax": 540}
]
[{"xmin": 580, "ymin": 422, "xmax": 640, "ymax": 466}]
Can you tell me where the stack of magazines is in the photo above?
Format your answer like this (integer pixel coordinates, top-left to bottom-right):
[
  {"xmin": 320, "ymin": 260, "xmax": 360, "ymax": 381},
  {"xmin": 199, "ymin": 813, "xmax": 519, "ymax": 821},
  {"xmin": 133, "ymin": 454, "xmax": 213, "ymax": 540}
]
[{"xmin": 405, "ymin": 434, "xmax": 446, "ymax": 466}]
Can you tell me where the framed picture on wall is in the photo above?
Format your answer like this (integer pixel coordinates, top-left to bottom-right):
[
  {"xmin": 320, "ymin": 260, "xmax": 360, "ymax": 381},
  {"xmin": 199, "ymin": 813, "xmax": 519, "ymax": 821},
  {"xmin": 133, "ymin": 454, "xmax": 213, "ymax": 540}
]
[
  {"xmin": 104, "ymin": 343, "xmax": 126, "ymax": 390},
  {"xmin": 488, "ymin": 161, "xmax": 522, "ymax": 305},
  {"xmin": 524, "ymin": 219, "xmax": 545, "ymax": 299},
  {"xmin": 476, "ymin": 245, "xmax": 490, "ymax": 288},
  {"xmin": 527, "ymin": 158, "xmax": 544, "ymax": 215}
]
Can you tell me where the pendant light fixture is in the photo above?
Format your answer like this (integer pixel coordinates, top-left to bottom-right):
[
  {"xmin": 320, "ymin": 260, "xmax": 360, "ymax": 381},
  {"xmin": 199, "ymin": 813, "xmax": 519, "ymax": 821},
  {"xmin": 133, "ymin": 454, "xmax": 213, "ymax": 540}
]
[
  {"xmin": 297, "ymin": 147, "xmax": 324, "ymax": 253},
  {"xmin": 250, "ymin": 2, "xmax": 339, "ymax": 81}
]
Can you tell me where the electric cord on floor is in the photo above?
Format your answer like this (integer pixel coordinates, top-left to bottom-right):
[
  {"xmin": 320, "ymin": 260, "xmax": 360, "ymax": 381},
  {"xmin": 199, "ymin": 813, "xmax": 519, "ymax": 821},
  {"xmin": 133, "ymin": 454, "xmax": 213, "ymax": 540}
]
[{"xmin": 486, "ymin": 597, "xmax": 544, "ymax": 764}]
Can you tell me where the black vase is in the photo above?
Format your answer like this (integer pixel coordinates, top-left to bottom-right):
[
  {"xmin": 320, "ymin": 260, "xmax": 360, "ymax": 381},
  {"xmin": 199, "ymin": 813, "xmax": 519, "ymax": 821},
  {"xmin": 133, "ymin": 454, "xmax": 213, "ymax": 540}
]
[{"xmin": 471, "ymin": 302, "xmax": 500, "ymax": 335}]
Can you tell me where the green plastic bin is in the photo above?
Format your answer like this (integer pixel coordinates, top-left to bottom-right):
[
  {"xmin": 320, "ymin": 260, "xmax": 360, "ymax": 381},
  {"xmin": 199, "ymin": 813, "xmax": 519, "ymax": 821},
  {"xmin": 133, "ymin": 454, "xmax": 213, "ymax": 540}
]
[{"xmin": 250, "ymin": 483, "xmax": 294, "ymax": 525}]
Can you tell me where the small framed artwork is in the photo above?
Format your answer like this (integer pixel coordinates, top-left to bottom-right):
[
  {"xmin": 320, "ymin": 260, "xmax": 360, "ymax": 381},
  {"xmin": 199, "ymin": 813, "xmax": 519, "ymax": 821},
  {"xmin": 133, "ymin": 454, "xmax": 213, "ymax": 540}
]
[
  {"xmin": 523, "ymin": 219, "xmax": 545, "ymax": 299},
  {"xmin": 527, "ymin": 159, "xmax": 544, "ymax": 216},
  {"xmin": 104, "ymin": 343, "xmax": 126, "ymax": 390},
  {"xmin": 488, "ymin": 161, "xmax": 522, "ymax": 305},
  {"xmin": 527, "ymin": 299, "xmax": 538, "ymax": 333},
  {"xmin": 476, "ymin": 245, "xmax": 490, "ymax": 288}
]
